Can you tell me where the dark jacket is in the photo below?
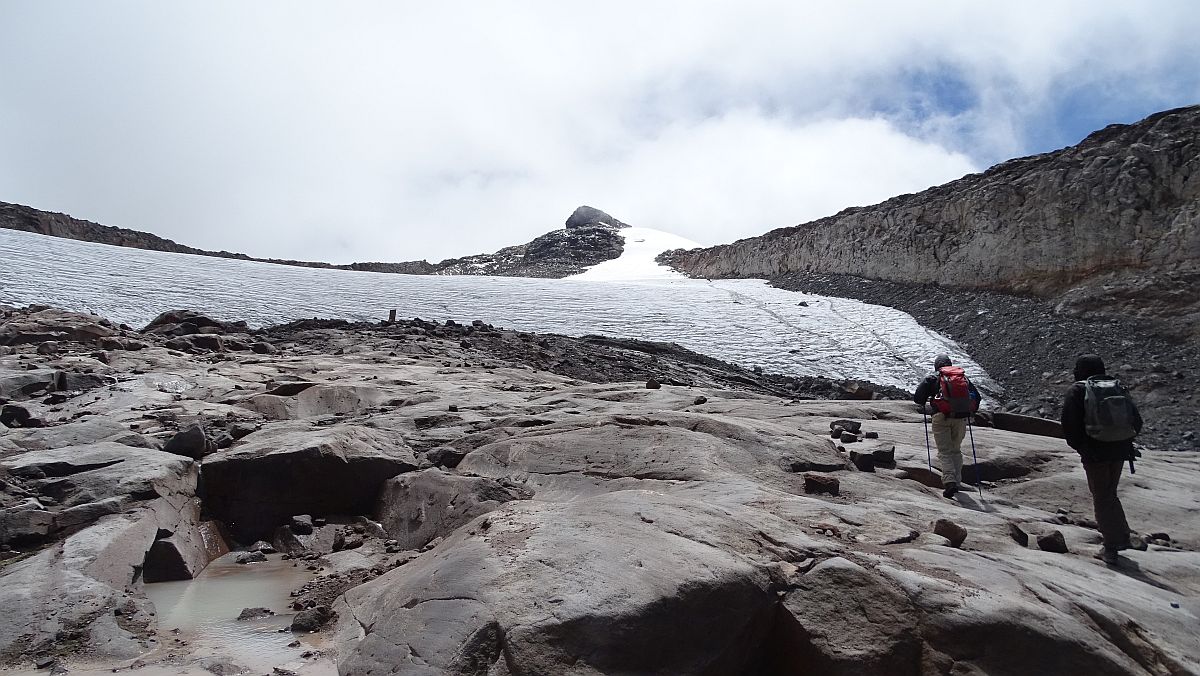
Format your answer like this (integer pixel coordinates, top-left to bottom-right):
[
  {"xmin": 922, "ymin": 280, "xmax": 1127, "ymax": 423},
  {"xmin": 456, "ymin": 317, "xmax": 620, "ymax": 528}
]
[
  {"xmin": 914, "ymin": 372, "xmax": 980, "ymax": 418},
  {"xmin": 1061, "ymin": 356, "xmax": 1142, "ymax": 464}
]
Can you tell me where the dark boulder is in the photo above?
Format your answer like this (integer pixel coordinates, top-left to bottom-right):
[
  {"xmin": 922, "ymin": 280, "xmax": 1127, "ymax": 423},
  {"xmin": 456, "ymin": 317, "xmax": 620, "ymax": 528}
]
[
  {"xmin": 142, "ymin": 310, "xmax": 248, "ymax": 336},
  {"xmin": 849, "ymin": 450, "xmax": 875, "ymax": 472},
  {"xmin": 237, "ymin": 607, "xmax": 274, "ymax": 620},
  {"xmin": 803, "ymin": 473, "xmax": 840, "ymax": 496},
  {"xmin": 1, "ymin": 404, "xmax": 32, "ymax": 428},
  {"xmin": 291, "ymin": 605, "xmax": 333, "ymax": 632},
  {"xmin": 424, "ymin": 445, "xmax": 469, "ymax": 469},
  {"xmin": 1037, "ymin": 530, "xmax": 1069, "ymax": 553},
  {"xmin": 161, "ymin": 424, "xmax": 212, "ymax": 460}
]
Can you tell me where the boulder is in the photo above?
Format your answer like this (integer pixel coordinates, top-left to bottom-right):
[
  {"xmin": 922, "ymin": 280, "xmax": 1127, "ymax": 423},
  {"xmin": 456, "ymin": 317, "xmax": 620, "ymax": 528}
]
[
  {"xmin": 237, "ymin": 607, "xmax": 274, "ymax": 621},
  {"xmin": 142, "ymin": 310, "xmax": 248, "ymax": 336},
  {"xmin": 290, "ymin": 514, "xmax": 314, "ymax": 535},
  {"xmin": 933, "ymin": 518, "xmax": 968, "ymax": 548},
  {"xmin": 830, "ymin": 419, "xmax": 862, "ymax": 434},
  {"xmin": 1008, "ymin": 522, "xmax": 1030, "ymax": 547},
  {"xmin": 869, "ymin": 445, "xmax": 895, "ymax": 465},
  {"xmin": 201, "ymin": 424, "xmax": 419, "ymax": 542},
  {"xmin": 424, "ymin": 445, "xmax": 468, "ymax": 469},
  {"xmin": 189, "ymin": 334, "xmax": 225, "ymax": 352},
  {"xmin": 646, "ymin": 378, "xmax": 661, "ymax": 390},
  {"xmin": 375, "ymin": 469, "xmax": 531, "ymax": 550},
  {"xmin": 161, "ymin": 424, "xmax": 212, "ymax": 459},
  {"xmin": 802, "ymin": 473, "xmax": 840, "ymax": 496},
  {"xmin": 250, "ymin": 341, "xmax": 277, "ymax": 355},
  {"xmin": 1, "ymin": 403, "xmax": 32, "ymax": 428},
  {"xmin": 292, "ymin": 605, "xmax": 333, "ymax": 632},
  {"xmin": 339, "ymin": 492, "xmax": 782, "ymax": 676},
  {"xmin": 849, "ymin": 450, "xmax": 875, "ymax": 472},
  {"xmin": 0, "ymin": 308, "xmax": 116, "ymax": 346},
  {"xmin": 142, "ymin": 517, "xmax": 230, "ymax": 582},
  {"xmin": 1037, "ymin": 530, "xmax": 1069, "ymax": 553},
  {"xmin": 772, "ymin": 558, "xmax": 920, "ymax": 674}
]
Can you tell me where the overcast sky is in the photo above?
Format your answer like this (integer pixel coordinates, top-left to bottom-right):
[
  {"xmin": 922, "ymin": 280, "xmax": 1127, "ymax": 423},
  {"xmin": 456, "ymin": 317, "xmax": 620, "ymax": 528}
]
[{"xmin": 2, "ymin": 2, "xmax": 1198, "ymax": 264}]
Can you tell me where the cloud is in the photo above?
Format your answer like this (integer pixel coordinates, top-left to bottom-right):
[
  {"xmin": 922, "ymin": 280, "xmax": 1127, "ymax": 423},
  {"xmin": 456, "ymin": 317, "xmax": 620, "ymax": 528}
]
[{"xmin": 1, "ymin": 1, "xmax": 1197, "ymax": 263}]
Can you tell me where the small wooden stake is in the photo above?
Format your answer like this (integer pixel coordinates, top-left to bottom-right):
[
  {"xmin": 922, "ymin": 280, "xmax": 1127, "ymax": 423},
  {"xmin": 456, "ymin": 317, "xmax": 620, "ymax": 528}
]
[{"xmin": 388, "ymin": 309, "xmax": 397, "ymax": 323}]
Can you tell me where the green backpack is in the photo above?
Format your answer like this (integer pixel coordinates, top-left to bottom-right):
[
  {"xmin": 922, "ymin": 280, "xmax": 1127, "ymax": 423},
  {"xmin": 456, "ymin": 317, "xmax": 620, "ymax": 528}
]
[{"xmin": 1083, "ymin": 375, "xmax": 1139, "ymax": 442}]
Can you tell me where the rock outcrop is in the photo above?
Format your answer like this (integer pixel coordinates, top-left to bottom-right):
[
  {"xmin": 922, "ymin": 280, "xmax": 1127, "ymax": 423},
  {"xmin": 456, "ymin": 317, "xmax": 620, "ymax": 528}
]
[
  {"xmin": 2, "ymin": 305, "xmax": 1198, "ymax": 674},
  {"xmin": 200, "ymin": 424, "xmax": 420, "ymax": 543},
  {"xmin": 663, "ymin": 106, "xmax": 1200, "ymax": 338}
]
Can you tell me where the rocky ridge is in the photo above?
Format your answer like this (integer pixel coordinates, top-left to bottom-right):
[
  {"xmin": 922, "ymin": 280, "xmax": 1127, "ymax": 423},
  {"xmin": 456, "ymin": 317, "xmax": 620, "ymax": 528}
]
[
  {"xmin": 662, "ymin": 105, "xmax": 1200, "ymax": 339},
  {"xmin": 1, "ymin": 304, "xmax": 1198, "ymax": 675},
  {"xmin": 1, "ymin": 202, "xmax": 630, "ymax": 279}
]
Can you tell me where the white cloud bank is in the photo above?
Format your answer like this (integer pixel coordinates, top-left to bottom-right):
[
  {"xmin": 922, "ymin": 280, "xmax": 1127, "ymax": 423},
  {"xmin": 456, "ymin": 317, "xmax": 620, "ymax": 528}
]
[{"xmin": 0, "ymin": 1, "xmax": 1197, "ymax": 263}]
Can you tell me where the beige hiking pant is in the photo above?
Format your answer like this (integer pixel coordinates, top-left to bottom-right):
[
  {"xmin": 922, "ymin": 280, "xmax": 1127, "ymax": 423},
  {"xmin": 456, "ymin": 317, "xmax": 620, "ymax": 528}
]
[{"xmin": 931, "ymin": 413, "xmax": 967, "ymax": 486}]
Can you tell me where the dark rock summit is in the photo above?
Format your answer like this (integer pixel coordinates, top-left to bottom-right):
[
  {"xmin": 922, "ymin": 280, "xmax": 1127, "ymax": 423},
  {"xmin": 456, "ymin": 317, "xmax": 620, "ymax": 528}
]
[{"xmin": 564, "ymin": 205, "xmax": 629, "ymax": 230}]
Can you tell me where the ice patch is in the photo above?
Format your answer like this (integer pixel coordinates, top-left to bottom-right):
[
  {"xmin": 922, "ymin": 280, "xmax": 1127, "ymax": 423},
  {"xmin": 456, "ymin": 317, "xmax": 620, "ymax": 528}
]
[{"xmin": 569, "ymin": 227, "xmax": 699, "ymax": 281}]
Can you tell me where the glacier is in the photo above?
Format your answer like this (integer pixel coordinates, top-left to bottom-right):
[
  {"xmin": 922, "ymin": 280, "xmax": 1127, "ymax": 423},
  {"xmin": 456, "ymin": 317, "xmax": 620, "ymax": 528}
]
[{"xmin": 0, "ymin": 227, "xmax": 993, "ymax": 392}]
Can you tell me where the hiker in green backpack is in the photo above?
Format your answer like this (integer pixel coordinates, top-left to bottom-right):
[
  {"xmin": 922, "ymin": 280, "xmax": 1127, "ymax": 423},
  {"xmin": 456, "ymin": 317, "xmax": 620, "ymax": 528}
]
[
  {"xmin": 1061, "ymin": 354, "xmax": 1143, "ymax": 565},
  {"xmin": 914, "ymin": 355, "xmax": 981, "ymax": 498}
]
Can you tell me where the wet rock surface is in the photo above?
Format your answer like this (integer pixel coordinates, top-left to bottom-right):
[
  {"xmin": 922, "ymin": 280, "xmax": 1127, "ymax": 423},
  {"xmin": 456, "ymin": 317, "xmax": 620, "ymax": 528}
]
[{"xmin": 0, "ymin": 304, "xmax": 1198, "ymax": 675}]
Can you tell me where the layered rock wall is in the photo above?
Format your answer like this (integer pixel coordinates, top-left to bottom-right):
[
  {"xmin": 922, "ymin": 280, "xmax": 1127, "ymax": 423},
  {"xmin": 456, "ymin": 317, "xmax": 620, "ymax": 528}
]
[{"xmin": 664, "ymin": 106, "xmax": 1200, "ymax": 335}]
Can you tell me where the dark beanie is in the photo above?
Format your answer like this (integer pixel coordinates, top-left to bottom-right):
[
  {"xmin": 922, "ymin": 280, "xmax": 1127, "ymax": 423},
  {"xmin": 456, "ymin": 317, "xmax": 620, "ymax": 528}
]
[
  {"xmin": 1074, "ymin": 354, "xmax": 1106, "ymax": 381},
  {"xmin": 933, "ymin": 354, "xmax": 953, "ymax": 370}
]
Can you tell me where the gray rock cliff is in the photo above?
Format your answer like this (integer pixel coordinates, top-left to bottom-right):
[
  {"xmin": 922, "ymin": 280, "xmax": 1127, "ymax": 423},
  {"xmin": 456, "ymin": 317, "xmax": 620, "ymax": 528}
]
[{"xmin": 663, "ymin": 106, "xmax": 1200, "ymax": 337}]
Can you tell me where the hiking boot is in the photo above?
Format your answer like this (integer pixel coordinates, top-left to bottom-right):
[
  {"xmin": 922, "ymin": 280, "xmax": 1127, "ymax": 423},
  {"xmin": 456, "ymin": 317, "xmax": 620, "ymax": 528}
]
[
  {"xmin": 942, "ymin": 483, "xmax": 958, "ymax": 498},
  {"xmin": 1094, "ymin": 547, "xmax": 1119, "ymax": 565}
]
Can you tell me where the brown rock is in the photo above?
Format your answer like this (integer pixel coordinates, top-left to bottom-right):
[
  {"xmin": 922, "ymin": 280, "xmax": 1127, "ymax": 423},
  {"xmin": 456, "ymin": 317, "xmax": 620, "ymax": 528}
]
[
  {"xmin": 933, "ymin": 518, "xmax": 968, "ymax": 548},
  {"xmin": 803, "ymin": 473, "xmax": 840, "ymax": 496}
]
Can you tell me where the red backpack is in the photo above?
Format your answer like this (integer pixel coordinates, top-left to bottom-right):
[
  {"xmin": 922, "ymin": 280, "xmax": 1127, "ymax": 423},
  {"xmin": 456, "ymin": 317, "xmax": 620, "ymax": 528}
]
[{"xmin": 933, "ymin": 366, "xmax": 979, "ymax": 417}]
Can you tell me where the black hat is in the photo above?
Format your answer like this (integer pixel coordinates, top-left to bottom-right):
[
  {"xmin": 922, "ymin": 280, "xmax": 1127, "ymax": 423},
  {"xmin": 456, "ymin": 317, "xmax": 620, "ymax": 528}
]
[{"xmin": 1074, "ymin": 354, "xmax": 1105, "ymax": 381}]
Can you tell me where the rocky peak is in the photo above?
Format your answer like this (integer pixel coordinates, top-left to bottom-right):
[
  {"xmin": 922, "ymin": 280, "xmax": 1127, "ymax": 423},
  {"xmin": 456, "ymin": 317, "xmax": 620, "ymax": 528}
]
[{"xmin": 565, "ymin": 205, "xmax": 629, "ymax": 230}]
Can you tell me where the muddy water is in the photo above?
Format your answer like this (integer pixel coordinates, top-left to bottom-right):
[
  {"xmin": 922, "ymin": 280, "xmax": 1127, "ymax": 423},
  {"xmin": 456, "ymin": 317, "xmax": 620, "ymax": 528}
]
[{"xmin": 141, "ymin": 553, "xmax": 333, "ymax": 674}]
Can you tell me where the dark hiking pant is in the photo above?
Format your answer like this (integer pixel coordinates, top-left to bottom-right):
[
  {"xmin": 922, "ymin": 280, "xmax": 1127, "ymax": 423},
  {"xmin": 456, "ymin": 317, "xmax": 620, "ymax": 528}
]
[{"xmin": 1083, "ymin": 461, "xmax": 1132, "ymax": 551}]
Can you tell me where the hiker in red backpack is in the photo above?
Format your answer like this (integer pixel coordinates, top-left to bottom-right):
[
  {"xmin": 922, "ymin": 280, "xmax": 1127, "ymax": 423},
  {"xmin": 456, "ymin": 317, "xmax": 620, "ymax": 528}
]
[
  {"xmin": 1061, "ymin": 354, "xmax": 1143, "ymax": 565},
  {"xmin": 913, "ymin": 355, "xmax": 981, "ymax": 498}
]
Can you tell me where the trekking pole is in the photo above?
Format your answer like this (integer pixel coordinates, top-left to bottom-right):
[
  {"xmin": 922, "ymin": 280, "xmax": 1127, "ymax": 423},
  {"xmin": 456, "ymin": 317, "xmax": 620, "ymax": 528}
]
[
  {"xmin": 922, "ymin": 409, "xmax": 932, "ymax": 473},
  {"xmin": 967, "ymin": 417, "xmax": 983, "ymax": 499}
]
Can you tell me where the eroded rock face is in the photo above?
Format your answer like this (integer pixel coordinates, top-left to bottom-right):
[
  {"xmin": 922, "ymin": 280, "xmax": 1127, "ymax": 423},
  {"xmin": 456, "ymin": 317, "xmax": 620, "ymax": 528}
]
[
  {"xmin": 0, "ymin": 307, "xmax": 116, "ymax": 346},
  {"xmin": 200, "ymin": 424, "xmax": 419, "ymax": 542},
  {"xmin": 339, "ymin": 492, "xmax": 785, "ymax": 676},
  {"xmin": 0, "ymin": 444, "xmax": 201, "ymax": 659},
  {"xmin": 0, "ymin": 442, "xmax": 197, "ymax": 547},
  {"xmin": 375, "ymin": 469, "xmax": 531, "ymax": 550},
  {"xmin": 664, "ymin": 106, "xmax": 1200, "ymax": 337}
]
